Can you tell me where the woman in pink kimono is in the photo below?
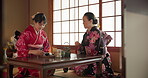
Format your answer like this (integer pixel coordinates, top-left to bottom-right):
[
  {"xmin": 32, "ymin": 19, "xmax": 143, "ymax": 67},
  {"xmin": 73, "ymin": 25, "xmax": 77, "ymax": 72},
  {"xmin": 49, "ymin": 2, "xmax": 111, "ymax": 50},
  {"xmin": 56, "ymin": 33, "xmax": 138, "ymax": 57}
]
[
  {"xmin": 74, "ymin": 12, "xmax": 113, "ymax": 78},
  {"xmin": 14, "ymin": 13, "xmax": 55, "ymax": 78}
]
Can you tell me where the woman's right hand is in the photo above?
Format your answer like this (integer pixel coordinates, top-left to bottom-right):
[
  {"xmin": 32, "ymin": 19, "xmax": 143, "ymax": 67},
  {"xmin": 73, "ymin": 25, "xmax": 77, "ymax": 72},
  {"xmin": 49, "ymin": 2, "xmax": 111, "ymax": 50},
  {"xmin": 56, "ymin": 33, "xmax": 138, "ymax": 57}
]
[
  {"xmin": 29, "ymin": 50, "xmax": 44, "ymax": 56},
  {"xmin": 75, "ymin": 41, "xmax": 80, "ymax": 46}
]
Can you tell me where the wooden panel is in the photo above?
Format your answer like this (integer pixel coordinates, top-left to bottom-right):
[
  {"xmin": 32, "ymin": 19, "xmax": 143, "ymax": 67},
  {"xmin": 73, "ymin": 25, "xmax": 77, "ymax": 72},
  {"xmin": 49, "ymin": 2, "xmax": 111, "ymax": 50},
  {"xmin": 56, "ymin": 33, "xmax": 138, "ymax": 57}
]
[
  {"xmin": 110, "ymin": 51, "xmax": 120, "ymax": 72},
  {"xmin": 0, "ymin": 0, "xmax": 3, "ymax": 76}
]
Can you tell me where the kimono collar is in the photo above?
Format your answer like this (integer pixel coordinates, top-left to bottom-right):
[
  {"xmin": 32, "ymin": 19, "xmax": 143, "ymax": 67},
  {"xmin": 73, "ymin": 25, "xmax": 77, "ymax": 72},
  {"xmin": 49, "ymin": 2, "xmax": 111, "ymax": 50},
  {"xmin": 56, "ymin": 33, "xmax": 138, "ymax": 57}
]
[
  {"xmin": 31, "ymin": 25, "xmax": 41, "ymax": 35},
  {"xmin": 87, "ymin": 26, "xmax": 98, "ymax": 32}
]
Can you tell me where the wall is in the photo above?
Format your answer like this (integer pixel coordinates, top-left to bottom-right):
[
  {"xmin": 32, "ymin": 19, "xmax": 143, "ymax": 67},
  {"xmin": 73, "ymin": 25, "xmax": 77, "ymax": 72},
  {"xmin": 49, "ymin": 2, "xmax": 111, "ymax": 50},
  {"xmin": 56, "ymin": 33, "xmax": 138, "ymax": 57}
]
[
  {"xmin": 124, "ymin": 0, "xmax": 148, "ymax": 78},
  {"xmin": 0, "ymin": 0, "xmax": 3, "ymax": 76},
  {"xmin": 2, "ymin": 0, "xmax": 51, "ymax": 45},
  {"xmin": 110, "ymin": 52, "xmax": 120, "ymax": 72},
  {"xmin": 29, "ymin": 0, "xmax": 49, "ymax": 35},
  {"xmin": 2, "ymin": 0, "xmax": 29, "ymax": 47},
  {"xmin": 29, "ymin": 0, "xmax": 53, "ymax": 45}
]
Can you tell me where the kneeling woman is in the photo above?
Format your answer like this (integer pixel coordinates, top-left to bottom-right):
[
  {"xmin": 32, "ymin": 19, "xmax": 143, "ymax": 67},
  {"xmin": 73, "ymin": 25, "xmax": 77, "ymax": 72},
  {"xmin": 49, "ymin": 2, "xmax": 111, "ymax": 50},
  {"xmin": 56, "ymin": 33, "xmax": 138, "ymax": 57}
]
[
  {"xmin": 74, "ymin": 12, "xmax": 113, "ymax": 77},
  {"xmin": 14, "ymin": 13, "xmax": 55, "ymax": 78}
]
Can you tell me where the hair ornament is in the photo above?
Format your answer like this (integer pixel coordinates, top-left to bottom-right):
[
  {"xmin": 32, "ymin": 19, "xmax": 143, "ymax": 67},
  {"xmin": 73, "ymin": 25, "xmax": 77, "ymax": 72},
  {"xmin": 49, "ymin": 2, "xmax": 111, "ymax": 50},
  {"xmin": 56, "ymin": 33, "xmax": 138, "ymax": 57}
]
[
  {"xmin": 31, "ymin": 12, "xmax": 40, "ymax": 19},
  {"xmin": 98, "ymin": 24, "xmax": 100, "ymax": 28}
]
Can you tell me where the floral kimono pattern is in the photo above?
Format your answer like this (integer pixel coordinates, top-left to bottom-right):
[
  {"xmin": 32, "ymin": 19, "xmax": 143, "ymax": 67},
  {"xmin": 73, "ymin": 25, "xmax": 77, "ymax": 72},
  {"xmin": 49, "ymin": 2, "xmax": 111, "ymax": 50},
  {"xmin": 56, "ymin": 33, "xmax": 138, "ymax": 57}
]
[
  {"xmin": 74, "ymin": 26, "xmax": 112, "ymax": 77},
  {"xmin": 15, "ymin": 25, "xmax": 54, "ymax": 77}
]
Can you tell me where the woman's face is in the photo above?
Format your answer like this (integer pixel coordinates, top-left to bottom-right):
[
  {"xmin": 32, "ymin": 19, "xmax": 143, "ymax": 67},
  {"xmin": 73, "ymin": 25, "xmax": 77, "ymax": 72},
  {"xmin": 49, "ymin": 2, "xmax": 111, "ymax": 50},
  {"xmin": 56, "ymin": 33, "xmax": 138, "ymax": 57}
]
[
  {"xmin": 82, "ymin": 16, "xmax": 93, "ymax": 29},
  {"xmin": 34, "ymin": 21, "xmax": 46, "ymax": 31}
]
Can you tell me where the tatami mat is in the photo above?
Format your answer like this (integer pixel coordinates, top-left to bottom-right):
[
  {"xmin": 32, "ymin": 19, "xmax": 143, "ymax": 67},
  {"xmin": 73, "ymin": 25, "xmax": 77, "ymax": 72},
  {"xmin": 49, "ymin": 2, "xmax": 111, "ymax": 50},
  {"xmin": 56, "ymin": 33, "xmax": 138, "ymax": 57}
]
[{"xmin": 3, "ymin": 68, "xmax": 120, "ymax": 78}]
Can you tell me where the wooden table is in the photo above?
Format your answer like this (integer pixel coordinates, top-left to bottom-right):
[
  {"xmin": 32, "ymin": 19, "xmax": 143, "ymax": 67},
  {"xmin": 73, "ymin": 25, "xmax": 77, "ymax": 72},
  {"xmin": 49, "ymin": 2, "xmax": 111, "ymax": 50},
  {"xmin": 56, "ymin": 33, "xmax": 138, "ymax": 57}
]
[{"xmin": 7, "ymin": 53, "xmax": 103, "ymax": 78}]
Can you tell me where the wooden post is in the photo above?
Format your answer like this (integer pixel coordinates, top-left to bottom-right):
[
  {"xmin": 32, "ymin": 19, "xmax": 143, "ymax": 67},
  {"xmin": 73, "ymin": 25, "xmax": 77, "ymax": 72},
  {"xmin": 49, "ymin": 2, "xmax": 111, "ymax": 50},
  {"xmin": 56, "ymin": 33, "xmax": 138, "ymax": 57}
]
[{"xmin": 7, "ymin": 64, "xmax": 14, "ymax": 78}]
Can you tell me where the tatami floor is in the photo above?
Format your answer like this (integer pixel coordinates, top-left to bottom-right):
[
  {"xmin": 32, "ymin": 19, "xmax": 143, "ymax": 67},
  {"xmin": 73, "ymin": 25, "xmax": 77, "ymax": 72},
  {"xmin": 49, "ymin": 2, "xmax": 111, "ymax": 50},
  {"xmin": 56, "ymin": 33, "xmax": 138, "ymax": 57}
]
[
  {"xmin": 3, "ymin": 68, "xmax": 93, "ymax": 78},
  {"xmin": 49, "ymin": 69, "xmax": 93, "ymax": 78},
  {"xmin": 3, "ymin": 68, "xmax": 120, "ymax": 78}
]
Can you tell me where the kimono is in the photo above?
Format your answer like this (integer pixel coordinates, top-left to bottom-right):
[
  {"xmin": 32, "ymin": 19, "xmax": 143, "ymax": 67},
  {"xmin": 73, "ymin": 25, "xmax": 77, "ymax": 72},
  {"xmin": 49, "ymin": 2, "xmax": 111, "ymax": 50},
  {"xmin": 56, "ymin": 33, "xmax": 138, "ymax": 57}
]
[
  {"xmin": 74, "ymin": 26, "xmax": 112, "ymax": 77},
  {"xmin": 15, "ymin": 25, "xmax": 55, "ymax": 77}
]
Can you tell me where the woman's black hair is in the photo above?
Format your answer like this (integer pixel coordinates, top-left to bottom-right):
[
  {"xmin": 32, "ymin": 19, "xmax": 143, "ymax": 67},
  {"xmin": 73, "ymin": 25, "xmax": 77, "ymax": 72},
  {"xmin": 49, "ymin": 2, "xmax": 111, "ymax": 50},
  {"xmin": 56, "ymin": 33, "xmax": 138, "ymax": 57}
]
[
  {"xmin": 84, "ymin": 12, "xmax": 98, "ymax": 24},
  {"xmin": 14, "ymin": 30, "xmax": 21, "ymax": 40},
  {"xmin": 32, "ymin": 13, "xmax": 47, "ymax": 25}
]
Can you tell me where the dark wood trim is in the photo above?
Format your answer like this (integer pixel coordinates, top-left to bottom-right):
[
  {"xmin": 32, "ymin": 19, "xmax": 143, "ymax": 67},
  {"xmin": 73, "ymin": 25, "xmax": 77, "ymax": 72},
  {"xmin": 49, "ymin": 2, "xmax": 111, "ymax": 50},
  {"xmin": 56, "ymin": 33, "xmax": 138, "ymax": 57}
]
[
  {"xmin": 52, "ymin": 45, "xmax": 121, "ymax": 53},
  {"xmin": 121, "ymin": 0, "xmax": 126, "ymax": 77},
  {"xmin": 107, "ymin": 47, "xmax": 121, "ymax": 52},
  {"xmin": 0, "ymin": 0, "xmax": 3, "ymax": 76},
  {"xmin": 99, "ymin": 0, "xmax": 102, "ymax": 29},
  {"xmin": 48, "ymin": 0, "xmax": 53, "ymax": 47}
]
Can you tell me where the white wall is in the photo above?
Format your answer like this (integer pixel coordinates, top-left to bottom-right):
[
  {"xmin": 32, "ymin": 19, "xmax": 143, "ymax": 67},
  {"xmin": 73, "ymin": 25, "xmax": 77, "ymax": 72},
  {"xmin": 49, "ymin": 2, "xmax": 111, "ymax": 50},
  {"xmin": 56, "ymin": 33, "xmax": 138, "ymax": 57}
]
[{"xmin": 124, "ymin": 0, "xmax": 148, "ymax": 78}]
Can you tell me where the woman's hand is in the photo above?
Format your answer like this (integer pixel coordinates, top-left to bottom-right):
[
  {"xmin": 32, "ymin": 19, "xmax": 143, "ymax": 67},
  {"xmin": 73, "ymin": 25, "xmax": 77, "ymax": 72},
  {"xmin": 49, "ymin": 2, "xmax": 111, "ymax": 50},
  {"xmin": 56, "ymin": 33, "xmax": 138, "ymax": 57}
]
[
  {"xmin": 75, "ymin": 41, "xmax": 80, "ymax": 46},
  {"xmin": 29, "ymin": 50, "xmax": 44, "ymax": 56}
]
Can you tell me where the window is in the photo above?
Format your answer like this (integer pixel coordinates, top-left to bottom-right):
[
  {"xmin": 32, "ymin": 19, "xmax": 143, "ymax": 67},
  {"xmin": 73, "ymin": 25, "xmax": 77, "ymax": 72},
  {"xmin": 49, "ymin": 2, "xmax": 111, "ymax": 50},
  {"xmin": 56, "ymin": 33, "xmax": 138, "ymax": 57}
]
[
  {"xmin": 102, "ymin": 0, "xmax": 122, "ymax": 47},
  {"xmin": 53, "ymin": 0, "xmax": 122, "ymax": 48}
]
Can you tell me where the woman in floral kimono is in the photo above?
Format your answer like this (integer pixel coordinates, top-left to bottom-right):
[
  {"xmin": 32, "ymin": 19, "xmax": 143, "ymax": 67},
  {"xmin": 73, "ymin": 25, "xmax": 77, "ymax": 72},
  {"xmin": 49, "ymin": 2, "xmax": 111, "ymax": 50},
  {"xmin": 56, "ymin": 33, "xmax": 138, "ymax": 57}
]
[
  {"xmin": 74, "ymin": 12, "xmax": 113, "ymax": 77},
  {"xmin": 14, "ymin": 13, "xmax": 55, "ymax": 78}
]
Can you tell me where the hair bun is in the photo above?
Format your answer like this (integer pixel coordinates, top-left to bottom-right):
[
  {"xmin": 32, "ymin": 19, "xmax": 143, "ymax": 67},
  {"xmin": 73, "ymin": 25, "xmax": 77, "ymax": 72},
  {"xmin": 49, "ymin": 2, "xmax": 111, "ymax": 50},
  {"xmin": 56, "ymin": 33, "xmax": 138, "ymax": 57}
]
[{"xmin": 93, "ymin": 19, "xmax": 98, "ymax": 24}]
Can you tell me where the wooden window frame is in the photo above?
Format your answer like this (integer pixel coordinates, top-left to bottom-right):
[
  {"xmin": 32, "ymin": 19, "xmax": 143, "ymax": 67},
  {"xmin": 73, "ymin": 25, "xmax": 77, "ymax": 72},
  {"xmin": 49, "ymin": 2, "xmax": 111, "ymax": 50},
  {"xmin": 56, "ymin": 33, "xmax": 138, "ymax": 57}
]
[{"xmin": 49, "ymin": 0, "xmax": 123, "ymax": 52}]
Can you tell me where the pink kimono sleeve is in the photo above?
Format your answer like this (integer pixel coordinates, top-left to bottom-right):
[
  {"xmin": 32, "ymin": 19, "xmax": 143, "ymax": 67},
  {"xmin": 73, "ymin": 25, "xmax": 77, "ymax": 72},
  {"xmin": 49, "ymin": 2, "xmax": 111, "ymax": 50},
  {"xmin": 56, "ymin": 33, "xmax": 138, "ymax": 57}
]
[
  {"xmin": 42, "ymin": 32, "xmax": 50, "ymax": 52},
  {"xmin": 16, "ymin": 32, "xmax": 30, "ymax": 57},
  {"xmin": 43, "ymin": 38, "xmax": 50, "ymax": 52}
]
